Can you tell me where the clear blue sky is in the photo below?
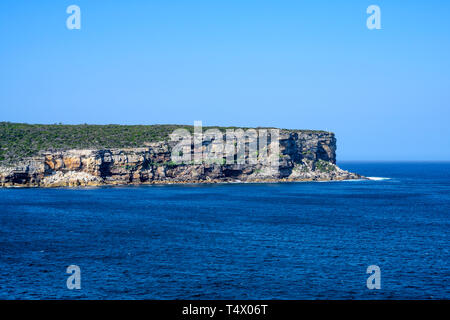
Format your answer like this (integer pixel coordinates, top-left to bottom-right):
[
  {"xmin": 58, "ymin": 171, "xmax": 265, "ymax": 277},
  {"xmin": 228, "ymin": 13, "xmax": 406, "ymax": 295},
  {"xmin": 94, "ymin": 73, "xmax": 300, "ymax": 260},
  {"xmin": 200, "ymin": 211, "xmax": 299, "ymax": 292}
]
[{"xmin": 1, "ymin": 0, "xmax": 449, "ymax": 160}]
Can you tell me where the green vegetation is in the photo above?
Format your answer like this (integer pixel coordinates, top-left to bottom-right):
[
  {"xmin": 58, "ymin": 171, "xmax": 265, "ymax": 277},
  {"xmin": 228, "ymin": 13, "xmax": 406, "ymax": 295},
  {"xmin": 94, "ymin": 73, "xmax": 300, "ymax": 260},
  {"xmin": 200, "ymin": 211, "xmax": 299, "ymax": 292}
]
[
  {"xmin": 0, "ymin": 122, "xmax": 328, "ymax": 165},
  {"xmin": 315, "ymin": 160, "xmax": 336, "ymax": 173},
  {"xmin": 165, "ymin": 160, "xmax": 179, "ymax": 168},
  {"xmin": 0, "ymin": 122, "xmax": 189, "ymax": 164}
]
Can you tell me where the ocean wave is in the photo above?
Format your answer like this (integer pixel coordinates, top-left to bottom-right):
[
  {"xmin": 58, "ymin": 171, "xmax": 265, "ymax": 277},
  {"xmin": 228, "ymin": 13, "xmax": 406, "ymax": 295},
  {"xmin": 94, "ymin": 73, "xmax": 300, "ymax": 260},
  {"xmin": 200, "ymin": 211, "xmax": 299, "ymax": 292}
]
[{"xmin": 367, "ymin": 177, "xmax": 391, "ymax": 181}]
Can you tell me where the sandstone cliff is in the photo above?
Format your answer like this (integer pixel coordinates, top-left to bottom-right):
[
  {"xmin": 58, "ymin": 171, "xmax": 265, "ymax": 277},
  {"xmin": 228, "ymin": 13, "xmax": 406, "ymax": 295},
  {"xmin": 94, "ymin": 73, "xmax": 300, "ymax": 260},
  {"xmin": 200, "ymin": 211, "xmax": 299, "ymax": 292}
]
[{"xmin": 0, "ymin": 130, "xmax": 362, "ymax": 187}]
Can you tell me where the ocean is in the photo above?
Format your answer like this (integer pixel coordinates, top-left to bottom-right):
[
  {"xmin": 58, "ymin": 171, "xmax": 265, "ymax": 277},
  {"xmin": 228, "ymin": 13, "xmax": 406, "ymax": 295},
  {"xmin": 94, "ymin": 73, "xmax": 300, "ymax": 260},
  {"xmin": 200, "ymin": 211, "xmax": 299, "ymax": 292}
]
[{"xmin": 0, "ymin": 162, "xmax": 448, "ymax": 299}]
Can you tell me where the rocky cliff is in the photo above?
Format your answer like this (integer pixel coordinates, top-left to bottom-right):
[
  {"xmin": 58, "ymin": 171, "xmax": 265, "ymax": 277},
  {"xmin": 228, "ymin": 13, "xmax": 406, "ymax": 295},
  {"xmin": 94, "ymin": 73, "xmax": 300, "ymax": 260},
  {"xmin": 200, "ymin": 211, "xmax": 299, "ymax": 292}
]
[{"xmin": 0, "ymin": 129, "xmax": 362, "ymax": 187}]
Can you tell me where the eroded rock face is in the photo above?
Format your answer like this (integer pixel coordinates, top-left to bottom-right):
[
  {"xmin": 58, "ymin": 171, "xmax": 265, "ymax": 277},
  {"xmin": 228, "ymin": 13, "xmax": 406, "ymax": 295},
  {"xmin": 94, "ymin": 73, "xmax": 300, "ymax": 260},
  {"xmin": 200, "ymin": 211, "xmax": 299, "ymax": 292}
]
[{"xmin": 0, "ymin": 131, "xmax": 363, "ymax": 187}]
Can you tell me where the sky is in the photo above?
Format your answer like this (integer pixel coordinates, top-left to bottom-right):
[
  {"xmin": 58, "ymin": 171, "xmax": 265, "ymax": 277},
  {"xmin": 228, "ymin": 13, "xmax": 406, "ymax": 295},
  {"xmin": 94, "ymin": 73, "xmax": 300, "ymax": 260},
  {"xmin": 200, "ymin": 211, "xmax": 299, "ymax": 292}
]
[{"xmin": 0, "ymin": 0, "xmax": 449, "ymax": 160}]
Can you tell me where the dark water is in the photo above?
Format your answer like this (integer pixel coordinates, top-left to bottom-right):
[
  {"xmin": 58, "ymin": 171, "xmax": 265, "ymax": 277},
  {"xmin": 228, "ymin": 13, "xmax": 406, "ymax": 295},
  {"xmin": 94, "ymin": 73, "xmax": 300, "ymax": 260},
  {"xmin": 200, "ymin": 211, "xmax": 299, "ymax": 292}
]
[{"xmin": 0, "ymin": 162, "xmax": 449, "ymax": 299}]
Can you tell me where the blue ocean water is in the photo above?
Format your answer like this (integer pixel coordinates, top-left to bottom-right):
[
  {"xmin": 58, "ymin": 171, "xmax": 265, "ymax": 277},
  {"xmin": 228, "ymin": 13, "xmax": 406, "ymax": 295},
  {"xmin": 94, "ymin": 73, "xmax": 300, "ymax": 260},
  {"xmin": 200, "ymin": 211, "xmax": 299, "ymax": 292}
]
[{"xmin": 0, "ymin": 162, "xmax": 449, "ymax": 299}]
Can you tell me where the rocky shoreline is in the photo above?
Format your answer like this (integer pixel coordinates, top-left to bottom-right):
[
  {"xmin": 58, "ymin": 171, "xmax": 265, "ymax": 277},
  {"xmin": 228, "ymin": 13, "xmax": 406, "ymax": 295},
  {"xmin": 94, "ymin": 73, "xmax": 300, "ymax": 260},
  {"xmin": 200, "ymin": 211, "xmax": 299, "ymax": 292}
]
[{"xmin": 0, "ymin": 130, "xmax": 364, "ymax": 188}]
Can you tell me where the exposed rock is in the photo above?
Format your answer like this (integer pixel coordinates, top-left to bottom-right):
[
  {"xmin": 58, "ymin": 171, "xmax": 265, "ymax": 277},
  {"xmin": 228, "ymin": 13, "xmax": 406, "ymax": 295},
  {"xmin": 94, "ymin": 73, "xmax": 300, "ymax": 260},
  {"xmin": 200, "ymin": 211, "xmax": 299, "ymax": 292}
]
[{"xmin": 0, "ymin": 130, "xmax": 364, "ymax": 187}]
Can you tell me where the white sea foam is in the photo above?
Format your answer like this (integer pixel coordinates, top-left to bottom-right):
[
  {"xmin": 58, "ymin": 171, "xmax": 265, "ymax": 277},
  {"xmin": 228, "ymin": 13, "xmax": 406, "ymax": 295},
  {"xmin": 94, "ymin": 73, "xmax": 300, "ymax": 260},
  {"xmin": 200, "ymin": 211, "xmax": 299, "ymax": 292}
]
[{"xmin": 367, "ymin": 177, "xmax": 391, "ymax": 181}]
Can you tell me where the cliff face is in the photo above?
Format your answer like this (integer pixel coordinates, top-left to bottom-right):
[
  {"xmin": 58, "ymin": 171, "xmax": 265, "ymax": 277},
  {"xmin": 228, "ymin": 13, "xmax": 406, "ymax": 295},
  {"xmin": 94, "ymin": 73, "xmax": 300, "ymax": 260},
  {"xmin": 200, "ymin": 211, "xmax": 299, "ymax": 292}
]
[{"xmin": 0, "ymin": 130, "xmax": 362, "ymax": 187}]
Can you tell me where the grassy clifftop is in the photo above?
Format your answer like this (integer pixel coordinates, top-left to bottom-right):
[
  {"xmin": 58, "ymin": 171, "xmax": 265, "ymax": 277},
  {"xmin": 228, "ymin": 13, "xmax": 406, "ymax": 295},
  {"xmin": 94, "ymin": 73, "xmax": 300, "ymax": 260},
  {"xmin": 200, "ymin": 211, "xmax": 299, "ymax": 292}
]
[{"xmin": 0, "ymin": 122, "xmax": 328, "ymax": 164}]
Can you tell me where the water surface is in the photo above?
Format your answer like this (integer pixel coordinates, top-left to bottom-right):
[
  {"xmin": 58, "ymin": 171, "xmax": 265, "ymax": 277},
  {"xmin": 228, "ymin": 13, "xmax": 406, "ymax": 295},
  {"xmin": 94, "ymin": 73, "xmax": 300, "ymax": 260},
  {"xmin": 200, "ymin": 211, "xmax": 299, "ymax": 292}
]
[{"xmin": 0, "ymin": 162, "xmax": 449, "ymax": 299}]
